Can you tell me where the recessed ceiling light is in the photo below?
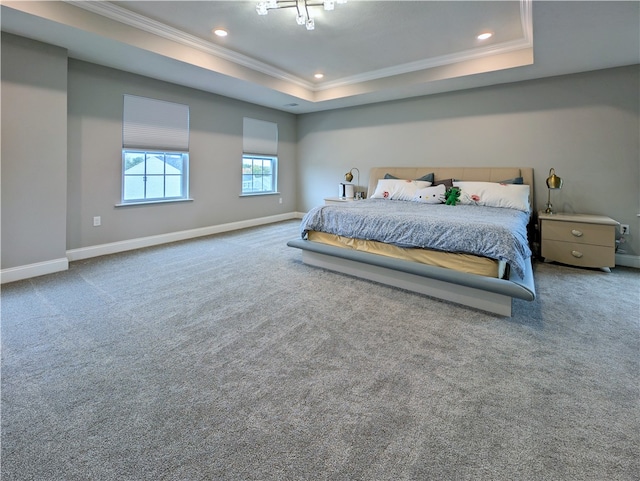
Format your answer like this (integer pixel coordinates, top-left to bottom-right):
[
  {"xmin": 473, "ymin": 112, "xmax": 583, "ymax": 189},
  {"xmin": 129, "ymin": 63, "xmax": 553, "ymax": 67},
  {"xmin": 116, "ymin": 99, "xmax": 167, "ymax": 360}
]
[
  {"xmin": 213, "ymin": 28, "xmax": 228, "ymax": 37},
  {"xmin": 477, "ymin": 32, "xmax": 493, "ymax": 40},
  {"xmin": 314, "ymin": 73, "xmax": 324, "ymax": 79}
]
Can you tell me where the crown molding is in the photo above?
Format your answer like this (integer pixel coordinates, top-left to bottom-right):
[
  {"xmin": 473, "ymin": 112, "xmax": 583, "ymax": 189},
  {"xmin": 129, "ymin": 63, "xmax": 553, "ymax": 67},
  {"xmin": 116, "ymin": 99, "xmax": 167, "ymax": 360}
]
[
  {"xmin": 520, "ymin": 0, "xmax": 534, "ymax": 44},
  {"xmin": 65, "ymin": 0, "xmax": 315, "ymax": 90},
  {"xmin": 65, "ymin": 0, "xmax": 533, "ymax": 95},
  {"xmin": 317, "ymin": 0, "xmax": 534, "ymax": 91},
  {"xmin": 316, "ymin": 38, "xmax": 533, "ymax": 91}
]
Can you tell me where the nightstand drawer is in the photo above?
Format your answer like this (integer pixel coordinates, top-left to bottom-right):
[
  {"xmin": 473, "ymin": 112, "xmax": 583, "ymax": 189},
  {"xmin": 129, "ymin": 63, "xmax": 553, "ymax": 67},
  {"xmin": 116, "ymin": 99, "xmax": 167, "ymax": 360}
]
[
  {"xmin": 541, "ymin": 240, "xmax": 615, "ymax": 268},
  {"xmin": 541, "ymin": 221, "xmax": 614, "ymax": 247}
]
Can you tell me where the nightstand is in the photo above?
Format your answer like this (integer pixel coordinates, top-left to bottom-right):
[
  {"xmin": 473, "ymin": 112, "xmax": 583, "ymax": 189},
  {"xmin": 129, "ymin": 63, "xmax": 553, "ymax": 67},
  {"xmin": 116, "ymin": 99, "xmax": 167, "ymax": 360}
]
[
  {"xmin": 324, "ymin": 197, "xmax": 356, "ymax": 205},
  {"xmin": 538, "ymin": 212, "xmax": 619, "ymax": 271}
]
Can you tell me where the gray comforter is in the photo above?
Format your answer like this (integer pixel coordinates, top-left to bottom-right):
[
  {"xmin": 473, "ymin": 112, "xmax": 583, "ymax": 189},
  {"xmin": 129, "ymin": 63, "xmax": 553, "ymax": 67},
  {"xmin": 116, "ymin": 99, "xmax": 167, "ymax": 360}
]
[{"xmin": 300, "ymin": 199, "xmax": 532, "ymax": 278}]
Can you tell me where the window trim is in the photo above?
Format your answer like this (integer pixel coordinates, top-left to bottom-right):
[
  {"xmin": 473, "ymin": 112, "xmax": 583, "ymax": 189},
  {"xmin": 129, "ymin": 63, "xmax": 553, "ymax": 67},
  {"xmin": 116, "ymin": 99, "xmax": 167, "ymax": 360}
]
[
  {"xmin": 115, "ymin": 198, "xmax": 194, "ymax": 208},
  {"xmin": 241, "ymin": 153, "xmax": 278, "ymax": 196},
  {"xmin": 120, "ymin": 149, "xmax": 190, "ymax": 205},
  {"xmin": 121, "ymin": 95, "xmax": 190, "ymax": 206}
]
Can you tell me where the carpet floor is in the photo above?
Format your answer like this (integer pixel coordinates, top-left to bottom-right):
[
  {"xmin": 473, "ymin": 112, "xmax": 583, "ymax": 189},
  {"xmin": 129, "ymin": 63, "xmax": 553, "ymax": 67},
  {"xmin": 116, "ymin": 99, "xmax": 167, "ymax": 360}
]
[{"xmin": 1, "ymin": 220, "xmax": 639, "ymax": 480}]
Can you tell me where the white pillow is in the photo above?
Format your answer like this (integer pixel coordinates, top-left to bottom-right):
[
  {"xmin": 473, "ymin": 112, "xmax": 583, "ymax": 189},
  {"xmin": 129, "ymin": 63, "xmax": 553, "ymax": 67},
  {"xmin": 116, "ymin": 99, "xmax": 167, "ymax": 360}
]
[
  {"xmin": 371, "ymin": 179, "xmax": 432, "ymax": 201},
  {"xmin": 453, "ymin": 181, "xmax": 530, "ymax": 212},
  {"xmin": 412, "ymin": 184, "xmax": 446, "ymax": 204}
]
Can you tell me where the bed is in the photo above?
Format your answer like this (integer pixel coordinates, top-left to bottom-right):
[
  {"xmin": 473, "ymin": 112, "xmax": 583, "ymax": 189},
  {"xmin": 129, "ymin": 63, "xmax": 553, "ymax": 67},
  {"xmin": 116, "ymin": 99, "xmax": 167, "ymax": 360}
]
[{"xmin": 287, "ymin": 167, "xmax": 536, "ymax": 316}]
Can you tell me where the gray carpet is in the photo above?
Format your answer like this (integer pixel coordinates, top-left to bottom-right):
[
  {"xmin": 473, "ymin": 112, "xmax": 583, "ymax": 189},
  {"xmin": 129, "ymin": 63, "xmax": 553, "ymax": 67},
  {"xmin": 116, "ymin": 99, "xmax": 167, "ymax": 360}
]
[{"xmin": 1, "ymin": 220, "xmax": 639, "ymax": 481}]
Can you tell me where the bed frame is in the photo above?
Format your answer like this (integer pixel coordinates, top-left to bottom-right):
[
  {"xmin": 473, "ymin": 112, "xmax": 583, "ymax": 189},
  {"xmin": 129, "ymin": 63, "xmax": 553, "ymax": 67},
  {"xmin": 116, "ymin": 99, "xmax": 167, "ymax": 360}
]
[{"xmin": 288, "ymin": 167, "xmax": 536, "ymax": 316}]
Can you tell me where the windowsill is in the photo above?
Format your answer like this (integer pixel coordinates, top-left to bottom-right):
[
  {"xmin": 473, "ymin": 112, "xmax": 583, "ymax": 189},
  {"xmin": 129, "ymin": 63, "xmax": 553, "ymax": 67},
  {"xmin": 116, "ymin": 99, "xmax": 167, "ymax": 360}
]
[
  {"xmin": 239, "ymin": 192, "xmax": 281, "ymax": 198},
  {"xmin": 115, "ymin": 198, "xmax": 194, "ymax": 207}
]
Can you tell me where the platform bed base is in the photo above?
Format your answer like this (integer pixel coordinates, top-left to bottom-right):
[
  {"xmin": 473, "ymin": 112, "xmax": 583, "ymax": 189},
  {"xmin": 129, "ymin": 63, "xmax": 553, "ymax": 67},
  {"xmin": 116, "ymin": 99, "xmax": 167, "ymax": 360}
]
[{"xmin": 288, "ymin": 239, "xmax": 536, "ymax": 317}]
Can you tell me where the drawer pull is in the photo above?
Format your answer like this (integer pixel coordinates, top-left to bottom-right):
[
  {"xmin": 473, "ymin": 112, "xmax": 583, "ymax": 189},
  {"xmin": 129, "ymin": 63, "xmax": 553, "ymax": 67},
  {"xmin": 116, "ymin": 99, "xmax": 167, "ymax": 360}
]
[
  {"xmin": 571, "ymin": 250, "xmax": 584, "ymax": 258},
  {"xmin": 571, "ymin": 229, "xmax": 583, "ymax": 237}
]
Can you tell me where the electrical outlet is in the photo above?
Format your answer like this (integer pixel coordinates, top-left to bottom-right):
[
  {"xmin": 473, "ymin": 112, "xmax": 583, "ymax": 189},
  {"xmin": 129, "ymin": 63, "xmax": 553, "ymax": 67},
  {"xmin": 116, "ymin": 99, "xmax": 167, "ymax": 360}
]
[
  {"xmin": 279, "ymin": 197, "xmax": 283, "ymax": 204},
  {"xmin": 93, "ymin": 216, "xmax": 101, "ymax": 227},
  {"xmin": 620, "ymin": 224, "xmax": 629, "ymax": 235}
]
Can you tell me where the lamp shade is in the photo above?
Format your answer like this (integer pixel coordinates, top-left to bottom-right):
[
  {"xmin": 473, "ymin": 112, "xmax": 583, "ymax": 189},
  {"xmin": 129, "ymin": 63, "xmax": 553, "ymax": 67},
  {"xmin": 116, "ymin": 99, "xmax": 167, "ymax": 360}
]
[
  {"xmin": 546, "ymin": 168, "xmax": 563, "ymax": 189},
  {"xmin": 345, "ymin": 167, "xmax": 359, "ymax": 184}
]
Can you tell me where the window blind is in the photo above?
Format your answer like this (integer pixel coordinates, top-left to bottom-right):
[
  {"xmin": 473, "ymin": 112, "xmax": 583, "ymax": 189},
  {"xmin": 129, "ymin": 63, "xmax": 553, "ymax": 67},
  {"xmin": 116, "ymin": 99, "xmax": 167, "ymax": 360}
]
[
  {"xmin": 123, "ymin": 95, "xmax": 189, "ymax": 151},
  {"xmin": 243, "ymin": 118, "xmax": 278, "ymax": 155}
]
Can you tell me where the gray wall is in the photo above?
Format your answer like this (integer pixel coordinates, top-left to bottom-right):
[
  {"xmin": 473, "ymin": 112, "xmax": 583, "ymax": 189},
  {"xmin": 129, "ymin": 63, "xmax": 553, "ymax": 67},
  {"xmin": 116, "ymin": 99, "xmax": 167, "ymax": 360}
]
[
  {"xmin": 67, "ymin": 60, "xmax": 297, "ymax": 250},
  {"xmin": 1, "ymin": 34, "xmax": 68, "ymax": 269},
  {"xmin": 1, "ymin": 33, "xmax": 296, "ymax": 272},
  {"xmin": 2, "ymin": 32, "xmax": 638, "ymax": 272},
  {"xmin": 298, "ymin": 65, "xmax": 640, "ymax": 257}
]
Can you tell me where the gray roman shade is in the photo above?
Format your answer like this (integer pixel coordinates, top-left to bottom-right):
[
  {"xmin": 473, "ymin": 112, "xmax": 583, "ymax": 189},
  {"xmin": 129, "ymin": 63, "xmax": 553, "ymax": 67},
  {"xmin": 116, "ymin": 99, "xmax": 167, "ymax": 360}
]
[
  {"xmin": 243, "ymin": 118, "xmax": 278, "ymax": 155},
  {"xmin": 123, "ymin": 95, "xmax": 189, "ymax": 151}
]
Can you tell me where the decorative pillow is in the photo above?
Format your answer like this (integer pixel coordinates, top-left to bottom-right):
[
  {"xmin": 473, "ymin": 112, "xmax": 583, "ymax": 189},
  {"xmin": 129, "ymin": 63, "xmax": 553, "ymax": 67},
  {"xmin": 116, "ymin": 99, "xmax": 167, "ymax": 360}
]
[
  {"xmin": 453, "ymin": 181, "xmax": 530, "ymax": 212},
  {"xmin": 371, "ymin": 179, "xmax": 432, "ymax": 201},
  {"xmin": 413, "ymin": 184, "xmax": 446, "ymax": 204},
  {"xmin": 498, "ymin": 177, "xmax": 524, "ymax": 184},
  {"xmin": 384, "ymin": 172, "xmax": 435, "ymax": 183},
  {"xmin": 432, "ymin": 178, "xmax": 454, "ymax": 188}
]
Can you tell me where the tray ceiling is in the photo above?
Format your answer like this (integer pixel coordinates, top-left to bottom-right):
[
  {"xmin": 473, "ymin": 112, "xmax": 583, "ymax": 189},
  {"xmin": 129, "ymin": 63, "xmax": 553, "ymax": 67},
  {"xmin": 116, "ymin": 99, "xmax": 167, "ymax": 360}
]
[{"xmin": 1, "ymin": 1, "xmax": 638, "ymax": 113}]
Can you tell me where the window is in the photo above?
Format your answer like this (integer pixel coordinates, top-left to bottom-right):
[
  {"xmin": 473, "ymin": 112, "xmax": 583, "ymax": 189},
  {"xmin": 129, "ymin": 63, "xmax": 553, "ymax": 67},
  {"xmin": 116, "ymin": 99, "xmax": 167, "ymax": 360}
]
[
  {"xmin": 123, "ymin": 151, "xmax": 188, "ymax": 202},
  {"xmin": 242, "ymin": 118, "xmax": 278, "ymax": 195},
  {"xmin": 121, "ymin": 95, "xmax": 189, "ymax": 204},
  {"xmin": 242, "ymin": 155, "xmax": 277, "ymax": 194}
]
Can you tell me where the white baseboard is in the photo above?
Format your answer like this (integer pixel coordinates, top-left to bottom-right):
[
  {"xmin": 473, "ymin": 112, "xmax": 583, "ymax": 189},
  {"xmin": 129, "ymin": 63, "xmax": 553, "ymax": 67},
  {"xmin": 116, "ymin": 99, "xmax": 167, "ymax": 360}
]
[
  {"xmin": 2, "ymin": 213, "xmax": 300, "ymax": 284},
  {"xmin": 66, "ymin": 212, "xmax": 299, "ymax": 262},
  {"xmin": 0, "ymin": 257, "xmax": 69, "ymax": 284},
  {"xmin": 7, "ymin": 212, "xmax": 629, "ymax": 284},
  {"xmin": 616, "ymin": 253, "xmax": 640, "ymax": 269}
]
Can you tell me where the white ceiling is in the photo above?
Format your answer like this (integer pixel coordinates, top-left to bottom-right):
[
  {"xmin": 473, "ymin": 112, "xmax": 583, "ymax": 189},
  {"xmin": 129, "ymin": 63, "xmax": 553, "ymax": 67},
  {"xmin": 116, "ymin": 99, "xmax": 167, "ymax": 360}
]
[{"xmin": 1, "ymin": 1, "xmax": 639, "ymax": 113}]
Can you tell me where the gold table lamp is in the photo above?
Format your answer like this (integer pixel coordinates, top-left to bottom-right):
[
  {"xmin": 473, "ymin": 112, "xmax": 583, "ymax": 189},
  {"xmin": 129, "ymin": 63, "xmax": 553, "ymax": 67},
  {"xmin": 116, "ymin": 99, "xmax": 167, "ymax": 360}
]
[
  {"xmin": 344, "ymin": 167, "xmax": 360, "ymax": 198},
  {"xmin": 545, "ymin": 168, "xmax": 563, "ymax": 214}
]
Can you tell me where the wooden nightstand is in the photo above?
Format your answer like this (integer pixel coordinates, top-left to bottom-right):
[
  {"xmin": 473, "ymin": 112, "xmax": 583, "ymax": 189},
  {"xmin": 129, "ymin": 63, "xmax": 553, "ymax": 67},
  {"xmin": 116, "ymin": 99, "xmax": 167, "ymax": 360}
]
[
  {"xmin": 538, "ymin": 212, "xmax": 619, "ymax": 271},
  {"xmin": 324, "ymin": 197, "xmax": 356, "ymax": 205}
]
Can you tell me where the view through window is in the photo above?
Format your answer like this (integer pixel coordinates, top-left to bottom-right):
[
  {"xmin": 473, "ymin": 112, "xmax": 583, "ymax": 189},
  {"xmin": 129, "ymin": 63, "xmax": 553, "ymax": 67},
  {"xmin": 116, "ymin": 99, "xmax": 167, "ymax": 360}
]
[
  {"xmin": 123, "ymin": 151, "xmax": 188, "ymax": 202},
  {"xmin": 242, "ymin": 154, "xmax": 277, "ymax": 194}
]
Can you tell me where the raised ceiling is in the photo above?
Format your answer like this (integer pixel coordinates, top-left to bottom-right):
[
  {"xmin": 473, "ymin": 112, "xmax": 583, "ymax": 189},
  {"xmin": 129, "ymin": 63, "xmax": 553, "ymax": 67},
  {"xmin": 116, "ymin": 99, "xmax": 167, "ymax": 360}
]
[{"xmin": 1, "ymin": 1, "xmax": 638, "ymax": 113}]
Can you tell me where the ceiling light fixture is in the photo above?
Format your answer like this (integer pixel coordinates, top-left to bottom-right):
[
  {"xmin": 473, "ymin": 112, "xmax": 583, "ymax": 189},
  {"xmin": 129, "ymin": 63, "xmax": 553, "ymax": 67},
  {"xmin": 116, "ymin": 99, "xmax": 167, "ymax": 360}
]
[
  {"xmin": 477, "ymin": 32, "xmax": 493, "ymax": 40},
  {"xmin": 213, "ymin": 28, "xmax": 228, "ymax": 37},
  {"xmin": 314, "ymin": 73, "xmax": 324, "ymax": 79},
  {"xmin": 256, "ymin": 0, "xmax": 347, "ymax": 31}
]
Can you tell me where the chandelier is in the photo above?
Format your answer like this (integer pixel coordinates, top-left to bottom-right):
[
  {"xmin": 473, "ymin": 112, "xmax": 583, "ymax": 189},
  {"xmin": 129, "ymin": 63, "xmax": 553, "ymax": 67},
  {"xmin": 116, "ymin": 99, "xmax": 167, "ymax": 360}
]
[{"xmin": 256, "ymin": 0, "xmax": 347, "ymax": 31}]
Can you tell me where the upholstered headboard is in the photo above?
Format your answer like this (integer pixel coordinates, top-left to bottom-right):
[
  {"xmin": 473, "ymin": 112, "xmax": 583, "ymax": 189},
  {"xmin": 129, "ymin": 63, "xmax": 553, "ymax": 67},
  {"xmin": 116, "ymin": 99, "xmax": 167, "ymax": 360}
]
[{"xmin": 367, "ymin": 167, "xmax": 535, "ymax": 208}]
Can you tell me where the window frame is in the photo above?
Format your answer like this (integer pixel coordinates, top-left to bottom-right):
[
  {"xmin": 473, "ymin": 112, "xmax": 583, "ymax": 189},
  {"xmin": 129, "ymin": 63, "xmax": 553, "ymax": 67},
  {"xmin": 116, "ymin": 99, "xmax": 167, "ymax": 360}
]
[
  {"xmin": 241, "ymin": 154, "xmax": 278, "ymax": 196},
  {"xmin": 120, "ymin": 95, "xmax": 190, "ymax": 206},
  {"xmin": 120, "ymin": 149, "xmax": 190, "ymax": 205}
]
